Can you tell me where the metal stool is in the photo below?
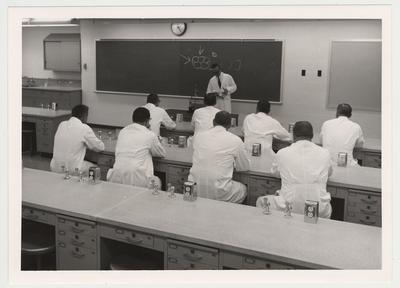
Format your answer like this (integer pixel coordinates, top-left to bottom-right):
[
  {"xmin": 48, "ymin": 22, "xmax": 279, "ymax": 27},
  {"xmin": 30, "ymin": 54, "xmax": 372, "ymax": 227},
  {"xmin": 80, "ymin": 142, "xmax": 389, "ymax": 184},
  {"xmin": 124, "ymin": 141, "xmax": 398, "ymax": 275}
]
[
  {"xmin": 109, "ymin": 254, "xmax": 161, "ymax": 270},
  {"xmin": 21, "ymin": 224, "xmax": 55, "ymax": 270}
]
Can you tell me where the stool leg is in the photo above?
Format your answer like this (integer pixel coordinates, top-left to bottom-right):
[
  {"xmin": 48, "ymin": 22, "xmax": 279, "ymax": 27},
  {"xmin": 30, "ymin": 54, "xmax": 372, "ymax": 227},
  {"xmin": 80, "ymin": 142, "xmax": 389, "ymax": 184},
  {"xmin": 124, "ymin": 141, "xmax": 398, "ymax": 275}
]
[{"xmin": 35, "ymin": 255, "xmax": 42, "ymax": 270}]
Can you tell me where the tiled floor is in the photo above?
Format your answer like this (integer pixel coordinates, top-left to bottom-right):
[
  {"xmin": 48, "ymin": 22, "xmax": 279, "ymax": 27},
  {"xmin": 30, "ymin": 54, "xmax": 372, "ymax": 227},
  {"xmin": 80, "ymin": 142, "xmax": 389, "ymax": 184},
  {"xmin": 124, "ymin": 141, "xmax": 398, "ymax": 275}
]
[{"xmin": 22, "ymin": 153, "xmax": 51, "ymax": 171}]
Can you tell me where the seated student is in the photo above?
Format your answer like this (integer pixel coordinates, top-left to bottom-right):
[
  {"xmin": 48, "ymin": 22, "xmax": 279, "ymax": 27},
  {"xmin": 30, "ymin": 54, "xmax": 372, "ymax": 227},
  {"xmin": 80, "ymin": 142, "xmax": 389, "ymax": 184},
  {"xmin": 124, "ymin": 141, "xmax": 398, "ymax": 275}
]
[
  {"xmin": 191, "ymin": 92, "xmax": 220, "ymax": 136},
  {"xmin": 50, "ymin": 104, "xmax": 104, "ymax": 173},
  {"xmin": 188, "ymin": 111, "xmax": 250, "ymax": 203},
  {"xmin": 107, "ymin": 107, "xmax": 166, "ymax": 188},
  {"xmin": 143, "ymin": 93, "xmax": 176, "ymax": 136},
  {"xmin": 319, "ymin": 103, "xmax": 365, "ymax": 166},
  {"xmin": 242, "ymin": 99, "xmax": 291, "ymax": 171},
  {"xmin": 256, "ymin": 121, "xmax": 332, "ymax": 218}
]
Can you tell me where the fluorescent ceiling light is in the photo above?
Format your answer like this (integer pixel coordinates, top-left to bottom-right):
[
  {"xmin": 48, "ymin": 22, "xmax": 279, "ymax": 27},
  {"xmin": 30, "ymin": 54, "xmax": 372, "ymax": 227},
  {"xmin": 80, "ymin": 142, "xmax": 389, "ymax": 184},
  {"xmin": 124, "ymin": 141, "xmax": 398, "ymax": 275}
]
[{"xmin": 22, "ymin": 18, "xmax": 80, "ymax": 27}]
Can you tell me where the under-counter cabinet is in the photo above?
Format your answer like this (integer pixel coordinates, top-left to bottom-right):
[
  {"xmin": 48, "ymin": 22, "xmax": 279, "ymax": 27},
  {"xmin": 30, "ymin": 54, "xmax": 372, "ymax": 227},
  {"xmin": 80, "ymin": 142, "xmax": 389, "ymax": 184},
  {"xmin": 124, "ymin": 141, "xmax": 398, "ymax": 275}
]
[{"xmin": 56, "ymin": 215, "xmax": 98, "ymax": 270}]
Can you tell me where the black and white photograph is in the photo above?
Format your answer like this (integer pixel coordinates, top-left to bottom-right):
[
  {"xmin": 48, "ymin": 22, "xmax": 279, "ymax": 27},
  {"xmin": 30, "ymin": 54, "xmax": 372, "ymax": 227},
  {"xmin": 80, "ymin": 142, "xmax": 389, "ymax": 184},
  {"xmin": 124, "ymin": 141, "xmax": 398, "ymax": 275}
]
[{"xmin": 2, "ymin": 1, "xmax": 398, "ymax": 287}]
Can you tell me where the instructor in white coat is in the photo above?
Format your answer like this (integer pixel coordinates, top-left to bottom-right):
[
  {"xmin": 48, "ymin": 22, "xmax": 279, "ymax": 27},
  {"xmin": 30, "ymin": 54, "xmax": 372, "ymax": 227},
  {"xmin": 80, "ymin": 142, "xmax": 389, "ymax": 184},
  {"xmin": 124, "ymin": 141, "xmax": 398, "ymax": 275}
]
[
  {"xmin": 206, "ymin": 63, "xmax": 237, "ymax": 113},
  {"xmin": 256, "ymin": 121, "xmax": 333, "ymax": 218},
  {"xmin": 189, "ymin": 111, "xmax": 250, "ymax": 203},
  {"xmin": 107, "ymin": 107, "xmax": 166, "ymax": 188},
  {"xmin": 50, "ymin": 104, "xmax": 104, "ymax": 174}
]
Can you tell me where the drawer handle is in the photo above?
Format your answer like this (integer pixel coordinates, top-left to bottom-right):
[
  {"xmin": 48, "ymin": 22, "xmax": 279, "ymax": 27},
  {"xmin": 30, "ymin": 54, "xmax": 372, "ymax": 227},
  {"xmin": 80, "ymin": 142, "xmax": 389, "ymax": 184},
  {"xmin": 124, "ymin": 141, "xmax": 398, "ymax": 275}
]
[
  {"xmin": 125, "ymin": 236, "xmax": 143, "ymax": 244},
  {"xmin": 115, "ymin": 228, "xmax": 124, "ymax": 234},
  {"xmin": 169, "ymin": 243, "xmax": 178, "ymax": 249},
  {"xmin": 360, "ymin": 209, "xmax": 377, "ymax": 215},
  {"xmin": 360, "ymin": 219, "xmax": 376, "ymax": 225},
  {"xmin": 183, "ymin": 253, "xmax": 203, "ymax": 262},
  {"xmin": 168, "ymin": 257, "xmax": 178, "ymax": 264},
  {"xmin": 71, "ymin": 239, "xmax": 85, "ymax": 246},
  {"xmin": 71, "ymin": 227, "xmax": 84, "ymax": 233},
  {"xmin": 360, "ymin": 199, "xmax": 378, "ymax": 205},
  {"xmin": 244, "ymin": 257, "xmax": 256, "ymax": 264},
  {"xmin": 24, "ymin": 214, "xmax": 39, "ymax": 220},
  {"xmin": 71, "ymin": 251, "xmax": 85, "ymax": 259},
  {"xmin": 58, "ymin": 242, "xmax": 66, "ymax": 248},
  {"xmin": 58, "ymin": 230, "xmax": 66, "ymax": 235}
]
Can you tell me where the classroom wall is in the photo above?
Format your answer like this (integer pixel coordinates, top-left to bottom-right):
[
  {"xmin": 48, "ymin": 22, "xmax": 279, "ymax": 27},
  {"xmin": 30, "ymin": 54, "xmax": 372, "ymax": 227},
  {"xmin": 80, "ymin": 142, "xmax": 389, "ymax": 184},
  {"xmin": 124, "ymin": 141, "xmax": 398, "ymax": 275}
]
[
  {"xmin": 22, "ymin": 26, "xmax": 81, "ymax": 80},
  {"xmin": 80, "ymin": 19, "xmax": 381, "ymax": 138}
]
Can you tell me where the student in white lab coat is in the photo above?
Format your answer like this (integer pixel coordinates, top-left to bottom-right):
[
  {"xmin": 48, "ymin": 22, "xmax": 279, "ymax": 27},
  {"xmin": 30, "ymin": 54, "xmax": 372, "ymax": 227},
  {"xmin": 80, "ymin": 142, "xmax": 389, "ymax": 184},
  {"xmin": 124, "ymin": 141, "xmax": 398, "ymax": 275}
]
[
  {"xmin": 319, "ymin": 103, "xmax": 365, "ymax": 166},
  {"xmin": 256, "ymin": 121, "xmax": 332, "ymax": 218},
  {"xmin": 143, "ymin": 93, "xmax": 176, "ymax": 136},
  {"xmin": 50, "ymin": 105, "xmax": 105, "ymax": 173},
  {"xmin": 188, "ymin": 111, "xmax": 250, "ymax": 203},
  {"xmin": 107, "ymin": 107, "xmax": 166, "ymax": 188},
  {"xmin": 191, "ymin": 92, "xmax": 220, "ymax": 136},
  {"xmin": 242, "ymin": 100, "xmax": 291, "ymax": 172},
  {"xmin": 206, "ymin": 63, "xmax": 237, "ymax": 113}
]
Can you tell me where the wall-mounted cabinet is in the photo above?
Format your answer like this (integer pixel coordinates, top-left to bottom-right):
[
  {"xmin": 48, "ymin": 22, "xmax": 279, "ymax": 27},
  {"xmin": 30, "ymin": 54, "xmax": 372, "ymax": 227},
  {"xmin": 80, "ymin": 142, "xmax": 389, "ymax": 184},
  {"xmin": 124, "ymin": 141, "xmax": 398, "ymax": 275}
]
[{"xmin": 44, "ymin": 34, "xmax": 81, "ymax": 72}]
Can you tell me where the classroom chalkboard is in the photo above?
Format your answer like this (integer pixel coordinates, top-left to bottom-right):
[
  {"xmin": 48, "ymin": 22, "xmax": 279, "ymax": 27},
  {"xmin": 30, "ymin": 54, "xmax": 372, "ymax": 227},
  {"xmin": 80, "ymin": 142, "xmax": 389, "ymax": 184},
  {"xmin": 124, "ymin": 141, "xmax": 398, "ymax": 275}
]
[
  {"xmin": 96, "ymin": 40, "xmax": 283, "ymax": 102},
  {"xmin": 328, "ymin": 41, "xmax": 381, "ymax": 111}
]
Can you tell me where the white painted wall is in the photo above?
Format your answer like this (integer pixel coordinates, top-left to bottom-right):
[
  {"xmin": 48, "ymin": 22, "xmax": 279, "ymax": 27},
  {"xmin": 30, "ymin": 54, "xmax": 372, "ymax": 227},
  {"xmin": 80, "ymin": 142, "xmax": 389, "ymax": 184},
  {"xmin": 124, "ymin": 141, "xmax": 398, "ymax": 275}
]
[
  {"xmin": 80, "ymin": 19, "xmax": 381, "ymax": 138},
  {"xmin": 22, "ymin": 26, "xmax": 81, "ymax": 80}
]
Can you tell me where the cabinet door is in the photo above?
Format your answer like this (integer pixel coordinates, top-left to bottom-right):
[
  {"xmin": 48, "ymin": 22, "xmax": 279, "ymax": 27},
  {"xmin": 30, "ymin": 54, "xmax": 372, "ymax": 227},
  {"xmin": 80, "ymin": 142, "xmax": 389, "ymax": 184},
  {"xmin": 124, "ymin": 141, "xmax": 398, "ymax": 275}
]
[
  {"xmin": 60, "ymin": 41, "xmax": 81, "ymax": 72},
  {"xmin": 44, "ymin": 41, "xmax": 62, "ymax": 70},
  {"xmin": 36, "ymin": 119, "xmax": 53, "ymax": 153},
  {"xmin": 248, "ymin": 177, "xmax": 280, "ymax": 206},
  {"xmin": 363, "ymin": 153, "xmax": 381, "ymax": 168},
  {"xmin": 166, "ymin": 165, "xmax": 190, "ymax": 194},
  {"xmin": 57, "ymin": 242, "xmax": 97, "ymax": 270}
]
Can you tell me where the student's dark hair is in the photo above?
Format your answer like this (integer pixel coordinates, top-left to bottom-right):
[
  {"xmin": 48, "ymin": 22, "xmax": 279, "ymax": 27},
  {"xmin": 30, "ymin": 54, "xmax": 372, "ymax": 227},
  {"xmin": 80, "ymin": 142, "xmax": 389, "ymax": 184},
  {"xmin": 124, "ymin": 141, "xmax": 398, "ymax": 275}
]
[
  {"xmin": 132, "ymin": 107, "xmax": 150, "ymax": 123},
  {"xmin": 336, "ymin": 103, "xmax": 352, "ymax": 118},
  {"xmin": 214, "ymin": 111, "xmax": 231, "ymax": 128},
  {"xmin": 257, "ymin": 100, "xmax": 271, "ymax": 114},
  {"xmin": 147, "ymin": 93, "xmax": 160, "ymax": 105},
  {"xmin": 204, "ymin": 93, "xmax": 217, "ymax": 106},
  {"xmin": 71, "ymin": 105, "xmax": 89, "ymax": 120},
  {"xmin": 210, "ymin": 63, "xmax": 220, "ymax": 69},
  {"xmin": 293, "ymin": 121, "xmax": 314, "ymax": 139}
]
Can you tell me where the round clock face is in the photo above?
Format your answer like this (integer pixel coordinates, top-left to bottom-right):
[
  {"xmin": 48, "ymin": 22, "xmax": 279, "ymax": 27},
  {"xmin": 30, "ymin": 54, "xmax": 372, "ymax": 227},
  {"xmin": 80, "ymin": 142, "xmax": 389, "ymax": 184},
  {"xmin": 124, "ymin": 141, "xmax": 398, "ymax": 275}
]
[{"xmin": 171, "ymin": 23, "xmax": 187, "ymax": 36}]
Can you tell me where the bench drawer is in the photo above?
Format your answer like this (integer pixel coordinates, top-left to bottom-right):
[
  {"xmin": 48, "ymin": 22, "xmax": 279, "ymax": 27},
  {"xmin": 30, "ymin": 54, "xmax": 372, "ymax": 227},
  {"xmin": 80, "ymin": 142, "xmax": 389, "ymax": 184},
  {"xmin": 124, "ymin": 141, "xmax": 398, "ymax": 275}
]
[
  {"xmin": 22, "ymin": 206, "xmax": 56, "ymax": 225},
  {"xmin": 167, "ymin": 239, "xmax": 218, "ymax": 267},
  {"xmin": 100, "ymin": 225, "xmax": 154, "ymax": 249}
]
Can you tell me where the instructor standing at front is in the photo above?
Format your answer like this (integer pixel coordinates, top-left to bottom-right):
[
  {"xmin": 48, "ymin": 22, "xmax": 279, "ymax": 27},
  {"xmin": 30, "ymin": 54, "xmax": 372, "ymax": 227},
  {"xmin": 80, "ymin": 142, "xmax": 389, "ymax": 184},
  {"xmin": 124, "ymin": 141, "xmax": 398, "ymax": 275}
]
[{"xmin": 207, "ymin": 63, "xmax": 237, "ymax": 113}]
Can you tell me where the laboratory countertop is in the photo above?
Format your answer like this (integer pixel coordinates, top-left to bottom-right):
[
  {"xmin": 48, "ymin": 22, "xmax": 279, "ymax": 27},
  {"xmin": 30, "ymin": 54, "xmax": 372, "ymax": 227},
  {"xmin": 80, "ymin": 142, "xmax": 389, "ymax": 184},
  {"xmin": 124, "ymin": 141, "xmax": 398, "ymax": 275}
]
[
  {"xmin": 22, "ymin": 106, "xmax": 71, "ymax": 118},
  {"xmin": 22, "ymin": 86, "xmax": 82, "ymax": 92},
  {"xmin": 22, "ymin": 168, "xmax": 381, "ymax": 270},
  {"xmin": 22, "ymin": 168, "xmax": 143, "ymax": 221},
  {"xmin": 99, "ymin": 139, "xmax": 381, "ymax": 192},
  {"xmin": 166, "ymin": 122, "xmax": 381, "ymax": 153}
]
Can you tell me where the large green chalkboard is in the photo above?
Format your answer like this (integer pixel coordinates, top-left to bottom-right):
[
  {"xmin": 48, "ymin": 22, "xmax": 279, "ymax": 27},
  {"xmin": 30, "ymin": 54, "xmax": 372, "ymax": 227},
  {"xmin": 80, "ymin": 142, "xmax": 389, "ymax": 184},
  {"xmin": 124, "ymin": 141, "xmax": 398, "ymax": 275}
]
[{"xmin": 96, "ymin": 40, "xmax": 283, "ymax": 102}]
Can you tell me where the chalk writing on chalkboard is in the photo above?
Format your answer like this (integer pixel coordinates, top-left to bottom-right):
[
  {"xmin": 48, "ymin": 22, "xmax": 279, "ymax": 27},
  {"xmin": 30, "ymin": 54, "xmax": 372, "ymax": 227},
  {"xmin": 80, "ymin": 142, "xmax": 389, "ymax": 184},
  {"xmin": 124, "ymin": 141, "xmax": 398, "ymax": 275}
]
[{"xmin": 180, "ymin": 45, "xmax": 242, "ymax": 71}]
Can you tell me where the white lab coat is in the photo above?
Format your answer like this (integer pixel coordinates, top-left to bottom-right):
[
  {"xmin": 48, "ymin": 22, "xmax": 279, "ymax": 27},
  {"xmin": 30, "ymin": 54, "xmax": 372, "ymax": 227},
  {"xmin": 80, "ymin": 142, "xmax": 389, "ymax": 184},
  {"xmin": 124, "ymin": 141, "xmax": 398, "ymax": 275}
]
[
  {"xmin": 50, "ymin": 117, "xmax": 105, "ymax": 173},
  {"xmin": 242, "ymin": 112, "xmax": 291, "ymax": 172},
  {"xmin": 107, "ymin": 123, "xmax": 166, "ymax": 188},
  {"xmin": 143, "ymin": 103, "xmax": 176, "ymax": 136},
  {"xmin": 191, "ymin": 105, "xmax": 220, "ymax": 136},
  {"xmin": 188, "ymin": 126, "xmax": 250, "ymax": 203},
  {"xmin": 206, "ymin": 72, "xmax": 237, "ymax": 113},
  {"xmin": 256, "ymin": 140, "xmax": 332, "ymax": 218},
  {"xmin": 319, "ymin": 116, "xmax": 365, "ymax": 166}
]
